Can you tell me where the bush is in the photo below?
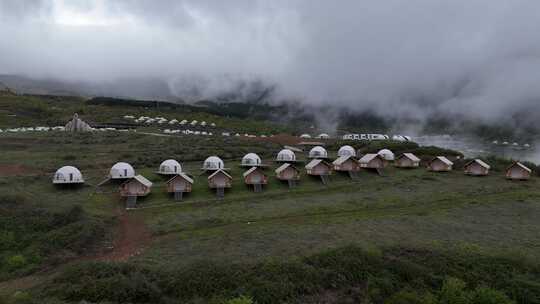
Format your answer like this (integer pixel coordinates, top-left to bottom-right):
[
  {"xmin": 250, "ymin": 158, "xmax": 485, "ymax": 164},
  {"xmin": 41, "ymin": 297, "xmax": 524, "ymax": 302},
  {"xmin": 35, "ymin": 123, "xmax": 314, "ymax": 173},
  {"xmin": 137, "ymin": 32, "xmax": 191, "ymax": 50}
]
[
  {"xmin": 224, "ymin": 295, "xmax": 254, "ymax": 304},
  {"xmin": 5, "ymin": 255, "xmax": 27, "ymax": 271}
]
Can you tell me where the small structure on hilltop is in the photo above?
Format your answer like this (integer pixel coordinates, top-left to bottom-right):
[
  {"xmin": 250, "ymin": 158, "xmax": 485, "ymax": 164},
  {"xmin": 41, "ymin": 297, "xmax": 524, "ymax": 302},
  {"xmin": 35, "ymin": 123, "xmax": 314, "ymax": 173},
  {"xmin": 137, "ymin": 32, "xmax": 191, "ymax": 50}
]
[
  {"xmin": 378, "ymin": 149, "xmax": 395, "ymax": 161},
  {"xmin": 275, "ymin": 163, "xmax": 300, "ymax": 188},
  {"xmin": 309, "ymin": 146, "xmax": 328, "ymax": 159},
  {"xmin": 359, "ymin": 153, "xmax": 386, "ymax": 175},
  {"xmin": 241, "ymin": 153, "xmax": 263, "ymax": 167},
  {"xmin": 158, "ymin": 159, "xmax": 182, "ymax": 175},
  {"xmin": 427, "ymin": 156, "xmax": 453, "ymax": 172},
  {"xmin": 53, "ymin": 166, "xmax": 84, "ymax": 185},
  {"xmin": 202, "ymin": 156, "xmax": 225, "ymax": 171},
  {"xmin": 338, "ymin": 145, "xmax": 356, "ymax": 158},
  {"xmin": 110, "ymin": 162, "xmax": 135, "ymax": 179},
  {"xmin": 395, "ymin": 153, "xmax": 420, "ymax": 168},
  {"xmin": 506, "ymin": 162, "xmax": 531, "ymax": 180},
  {"xmin": 300, "ymin": 134, "xmax": 312, "ymax": 138},
  {"xmin": 276, "ymin": 149, "xmax": 297, "ymax": 162},
  {"xmin": 166, "ymin": 172, "xmax": 194, "ymax": 201},
  {"xmin": 333, "ymin": 155, "xmax": 359, "ymax": 178},
  {"xmin": 65, "ymin": 113, "xmax": 92, "ymax": 132},
  {"xmin": 208, "ymin": 169, "xmax": 232, "ymax": 198},
  {"xmin": 243, "ymin": 167, "xmax": 267, "ymax": 192},
  {"xmin": 120, "ymin": 175, "xmax": 152, "ymax": 208},
  {"xmin": 305, "ymin": 159, "xmax": 332, "ymax": 184},
  {"xmin": 464, "ymin": 159, "xmax": 490, "ymax": 176}
]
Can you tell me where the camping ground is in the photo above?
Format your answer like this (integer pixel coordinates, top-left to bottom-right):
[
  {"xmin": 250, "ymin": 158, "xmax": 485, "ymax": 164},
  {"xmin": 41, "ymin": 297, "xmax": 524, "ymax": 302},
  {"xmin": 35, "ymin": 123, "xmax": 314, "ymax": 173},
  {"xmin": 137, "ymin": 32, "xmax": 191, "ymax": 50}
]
[{"xmin": 1, "ymin": 96, "xmax": 540, "ymax": 303}]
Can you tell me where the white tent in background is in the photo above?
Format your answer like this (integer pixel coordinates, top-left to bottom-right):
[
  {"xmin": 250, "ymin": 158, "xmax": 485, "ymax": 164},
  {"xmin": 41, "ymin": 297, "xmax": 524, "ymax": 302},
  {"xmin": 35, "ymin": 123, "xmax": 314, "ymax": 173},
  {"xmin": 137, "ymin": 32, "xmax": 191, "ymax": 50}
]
[
  {"xmin": 53, "ymin": 166, "xmax": 84, "ymax": 184},
  {"xmin": 158, "ymin": 159, "xmax": 182, "ymax": 175},
  {"xmin": 202, "ymin": 156, "xmax": 225, "ymax": 170},
  {"xmin": 65, "ymin": 113, "xmax": 92, "ymax": 132},
  {"xmin": 300, "ymin": 134, "xmax": 311, "ymax": 138},
  {"xmin": 110, "ymin": 162, "xmax": 135, "ymax": 179},
  {"xmin": 317, "ymin": 133, "xmax": 330, "ymax": 139},
  {"xmin": 276, "ymin": 149, "xmax": 296, "ymax": 162},
  {"xmin": 309, "ymin": 146, "xmax": 328, "ymax": 159},
  {"xmin": 377, "ymin": 149, "xmax": 395, "ymax": 161},
  {"xmin": 338, "ymin": 145, "xmax": 356, "ymax": 157},
  {"xmin": 241, "ymin": 153, "xmax": 262, "ymax": 167}
]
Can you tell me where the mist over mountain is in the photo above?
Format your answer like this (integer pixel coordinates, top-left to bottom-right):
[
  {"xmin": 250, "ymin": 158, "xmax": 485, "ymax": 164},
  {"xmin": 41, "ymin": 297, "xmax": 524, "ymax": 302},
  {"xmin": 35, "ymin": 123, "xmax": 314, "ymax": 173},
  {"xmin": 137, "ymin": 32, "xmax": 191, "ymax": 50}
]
[{"xmin": 2, "ymin": 1, "xmax": 540, "ymax": 139}]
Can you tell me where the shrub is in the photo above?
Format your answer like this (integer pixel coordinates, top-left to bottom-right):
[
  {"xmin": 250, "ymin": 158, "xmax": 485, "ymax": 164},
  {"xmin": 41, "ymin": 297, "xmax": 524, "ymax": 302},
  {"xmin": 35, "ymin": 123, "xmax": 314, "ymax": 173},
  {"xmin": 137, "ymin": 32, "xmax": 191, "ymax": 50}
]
[
  {"xmin": 5, "ymin": 255, "xmax": 27, "ymax": 271},
  {"xmin": 470, "ymin": 287, "xmax": 515, "ymax": 304},
  {"xmin": 224, "ymin": 295, "xmax": 255, "ymax": 304}
]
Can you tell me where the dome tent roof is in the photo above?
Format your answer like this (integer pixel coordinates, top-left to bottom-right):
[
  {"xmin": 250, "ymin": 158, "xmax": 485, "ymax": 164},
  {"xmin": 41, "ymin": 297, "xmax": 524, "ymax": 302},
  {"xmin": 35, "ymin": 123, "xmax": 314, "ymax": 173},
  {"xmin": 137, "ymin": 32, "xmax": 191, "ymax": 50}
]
[
  {"xmin": 377, "ymin": 149, "xmax": 395, "ymax": 161},
  {"xmin": 53, "ymin": 166, "xmax": 84, "ymax": 184},
  {"xmin": 241, "ymin": 153, "xmax": 262, "ymax": 166},
  {"xmin": 276, "ymin": 149, "xmax": 296, "ymax": 162},
  {"xmin": 158, "ymin": 159, "xmax": 182, "ymax": 174},
  {"xmin": 309, "ymin": 146, "xmax": 328, "ymax": 159},
  {"xmin": 203, "ymin": 156, "xmax": 225, "ymax": 170},
  {"xmin": 338, "ymin": 145, "xmax": 356, "ymax": 157},
  {"xmin": 110, "ymin": 162, "xmax": 135, "ymax": 179}
]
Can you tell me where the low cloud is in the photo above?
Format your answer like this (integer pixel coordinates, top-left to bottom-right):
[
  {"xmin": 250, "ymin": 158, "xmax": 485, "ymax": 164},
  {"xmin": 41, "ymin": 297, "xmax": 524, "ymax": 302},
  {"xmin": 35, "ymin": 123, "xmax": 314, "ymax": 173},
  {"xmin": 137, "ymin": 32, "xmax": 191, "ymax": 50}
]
[{"xmin": 2, "ymin": 0, "xmax": 540, "ymax": 126}]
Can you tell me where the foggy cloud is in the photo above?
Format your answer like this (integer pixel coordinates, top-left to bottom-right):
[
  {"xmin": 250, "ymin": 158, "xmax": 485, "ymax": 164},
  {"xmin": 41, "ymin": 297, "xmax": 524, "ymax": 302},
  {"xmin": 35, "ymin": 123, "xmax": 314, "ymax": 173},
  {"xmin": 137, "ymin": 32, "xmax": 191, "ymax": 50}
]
[{"xmin": 1, "ymin": 0, "xmax": 540, "ymax": 124}]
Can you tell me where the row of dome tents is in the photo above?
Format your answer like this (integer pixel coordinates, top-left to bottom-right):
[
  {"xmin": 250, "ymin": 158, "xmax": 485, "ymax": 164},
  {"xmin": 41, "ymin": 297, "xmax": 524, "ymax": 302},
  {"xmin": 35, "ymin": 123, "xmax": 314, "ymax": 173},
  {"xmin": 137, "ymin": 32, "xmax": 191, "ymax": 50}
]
[
  {"xmin": 129, "ymin": 116, "xmax": 216, "ymax": 127},
  {"xmin": 52, "ymin": 147, "xmax": 533, "ymax": 208}
]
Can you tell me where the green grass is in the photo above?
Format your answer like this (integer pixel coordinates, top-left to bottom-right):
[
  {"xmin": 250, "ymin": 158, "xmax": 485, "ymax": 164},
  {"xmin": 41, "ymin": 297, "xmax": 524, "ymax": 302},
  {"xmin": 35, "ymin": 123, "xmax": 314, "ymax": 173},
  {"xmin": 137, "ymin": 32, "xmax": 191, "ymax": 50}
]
[{"xmin": 1, "ymin": 123, "xmax": 540, "ymax": 303}]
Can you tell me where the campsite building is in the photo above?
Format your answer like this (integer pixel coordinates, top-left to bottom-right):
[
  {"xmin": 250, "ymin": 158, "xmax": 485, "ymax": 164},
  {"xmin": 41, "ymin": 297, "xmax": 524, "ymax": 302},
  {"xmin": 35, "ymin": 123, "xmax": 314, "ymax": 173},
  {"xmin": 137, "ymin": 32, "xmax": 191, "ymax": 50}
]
[
  {"xmin": 428, "ymin": 156, "xmax": 454, "ymax": 172},
  {"xmin": 275, "ymin": 163, "xmax": 300, "ymax": 187},
  {"xmin": 203, "ymin": 156, "xmax": 225, "ymax": 171},
  {"xmin": 506, "ymin": 162, "xmax": 532, "ymax": 180},
  {"xmin": 53, "ymin": 166, "xmax": 84, "ymax": 184},
  {"xmin": 208, "ymin": 169, "xmax": 232, "ymax": 198},
  {"xmin": 378, "ymin": 149, "xmax": 395, "ymax": 161},
  {"xmin": 120, "ymin": 175, "xmax": 153, "ymax": 208},
  {"xmin": 395, "ymin": 153, "xmax": 420, "ymax": 168},
  {"xmin": 158, "ymin": 159, "xmax": 182, "ymax": 175},
  {"xmin": 241, "ymin": 153, "xmax": 262, "ymax": 167},
  {"xmin": 359, "ymin": 153, "xmax": 387, "ymax": 169},
  {"xmin": 309, "ymin": 146, "xmax": 328, "ymax": 159},
  {"xmin": 243, "ymin": 167, "xmax": 268, "ymax": 192},
  {"xmin": 333, "ymin": 155, "xmax": 359, "ymax": 173},
  {"xmin": 276, "ymin": 149, "xmax": 297, "ymax": 162},
  {"xmin": 338, "ymin": 145, "xmax": 356, "ymax": 158},
  {"xmin": 110, "ymin": 162, "xmax": 135, "ymax": 179},
  {"xmin": 65, "ymin": 113, "xmax": 92, "ymax": 132},
  {"xmin": 166, "ymin": 172, "xmax": 194, "ymax": 201},
  {"xmin": 464, "ymin": 159, "xmax": 491, "ymax": 176},
  {"xmin": 305, "ymin": 159, "xmax": 332, "ymax": 184}
]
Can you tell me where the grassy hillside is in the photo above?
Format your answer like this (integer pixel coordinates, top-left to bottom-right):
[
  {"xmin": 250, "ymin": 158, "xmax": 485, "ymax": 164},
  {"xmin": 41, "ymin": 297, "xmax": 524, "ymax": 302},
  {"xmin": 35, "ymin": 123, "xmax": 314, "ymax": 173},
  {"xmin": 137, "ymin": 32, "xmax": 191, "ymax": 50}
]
[
  {"xmin": 0, "ymin": 128, "xmax": 540, "ymax": 303},
  {"xmin": 0, "ymin": 94, "xmax": 291, "ymax": 135}
]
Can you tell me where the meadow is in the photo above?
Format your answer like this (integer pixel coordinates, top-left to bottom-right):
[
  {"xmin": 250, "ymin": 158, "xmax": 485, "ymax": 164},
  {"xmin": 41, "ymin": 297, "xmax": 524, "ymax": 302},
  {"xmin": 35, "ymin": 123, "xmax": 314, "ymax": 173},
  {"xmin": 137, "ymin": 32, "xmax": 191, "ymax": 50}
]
[{"xmin": 0, "ymin": 95, "xmax": 539, "ymax": 303}]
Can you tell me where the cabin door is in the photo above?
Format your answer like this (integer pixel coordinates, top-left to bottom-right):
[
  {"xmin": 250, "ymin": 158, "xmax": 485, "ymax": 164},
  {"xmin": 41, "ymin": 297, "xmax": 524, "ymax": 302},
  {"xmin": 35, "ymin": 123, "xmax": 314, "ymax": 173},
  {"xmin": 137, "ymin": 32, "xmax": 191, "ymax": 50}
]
[{"xmin": 174, "ymin": 180, "xmax": 185, "ymax": 191}]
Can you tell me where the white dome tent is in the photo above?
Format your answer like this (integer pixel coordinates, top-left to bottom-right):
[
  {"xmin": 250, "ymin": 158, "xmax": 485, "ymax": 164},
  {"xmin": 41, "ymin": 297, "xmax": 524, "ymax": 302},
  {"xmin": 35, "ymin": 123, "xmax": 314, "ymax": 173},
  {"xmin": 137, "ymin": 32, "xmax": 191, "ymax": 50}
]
[
  {"xmin": 338, "ymin": 145, "xmax": 356, "ymax": 158},
  {"xmin": 203, "ymin": 156, "xmax": 225, "ymax": 170},
  {"xmin": 53, "ymin": 166, "xmax": 84, "ymax": 184},
  {"xmin": 300, "ymin": 134, "xmax": 312, "ymax": 138},
  {"xmin": 241, "ymin": 153, "xmax": 262, "ymax": 167},
  {"xmin": 158, "ymin": 159, "xmax": 182, "ymax": 175},
  {"xmin": 276, "ymin": 149, "xmax": 296, "ymax": 162},
  {"xmin": 110, "ymin": 162, "xmax": 135, "ymax": 179},
  {"xmin": 309, "ymin": 146, "xmax": 328, "ymax": 159},
  {"xmin": 377, "ymin": 149, "xmax": 395, "ymax": 161},
  {"xmin": 317, "ymin": 133, "xmax": 330, "ymax": 139}
]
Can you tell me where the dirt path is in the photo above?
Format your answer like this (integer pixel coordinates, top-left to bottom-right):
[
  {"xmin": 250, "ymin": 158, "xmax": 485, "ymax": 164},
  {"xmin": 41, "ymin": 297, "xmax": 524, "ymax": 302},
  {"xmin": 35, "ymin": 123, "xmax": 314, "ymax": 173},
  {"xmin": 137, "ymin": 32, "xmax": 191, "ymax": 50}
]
[
  {"xmin": 0, "ymin": 208, "xmax": 153, "ymax": 294},
  {"xmin": 0, "ymin": 164, "xmax": 41, "ymax": 177},
  {"xmin": 92, "ymin": 208, "xmax": 153, "ymax": 262}
]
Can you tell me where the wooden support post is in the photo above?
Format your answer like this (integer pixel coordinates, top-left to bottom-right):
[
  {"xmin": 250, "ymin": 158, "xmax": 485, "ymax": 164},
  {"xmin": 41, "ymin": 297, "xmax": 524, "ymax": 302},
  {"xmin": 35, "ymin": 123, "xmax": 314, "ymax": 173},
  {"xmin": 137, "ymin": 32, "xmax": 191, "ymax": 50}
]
[
  {"xmin": 288, "ymin": 180, "xmax": 296, "ymax": 188},
  {"xmin": 216, "ymin": 187, "xmax": 224, "ymax": 199},
  {"xmin": 320, "ymin": 175, "xmax": 329, "ymax": 185},
  {"xmin": 126, "ymin": 196, "xmax": 137, "ymax": 209},
  {"xmin": 254, "ymin": 184, "xmax": 262, "ymax": 193},
  {"xmin": 174, "ymin": 191, "xmax": 183, "ymax": 201}
]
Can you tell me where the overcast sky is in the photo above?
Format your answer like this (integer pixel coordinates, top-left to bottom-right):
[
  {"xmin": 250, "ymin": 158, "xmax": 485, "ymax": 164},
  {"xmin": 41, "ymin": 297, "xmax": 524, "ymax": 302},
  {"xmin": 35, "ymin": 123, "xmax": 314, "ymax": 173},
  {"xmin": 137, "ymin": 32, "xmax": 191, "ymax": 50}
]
[{"xmin": 1, "ymin": 0, "xmax": 540, "ymax": 123}]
